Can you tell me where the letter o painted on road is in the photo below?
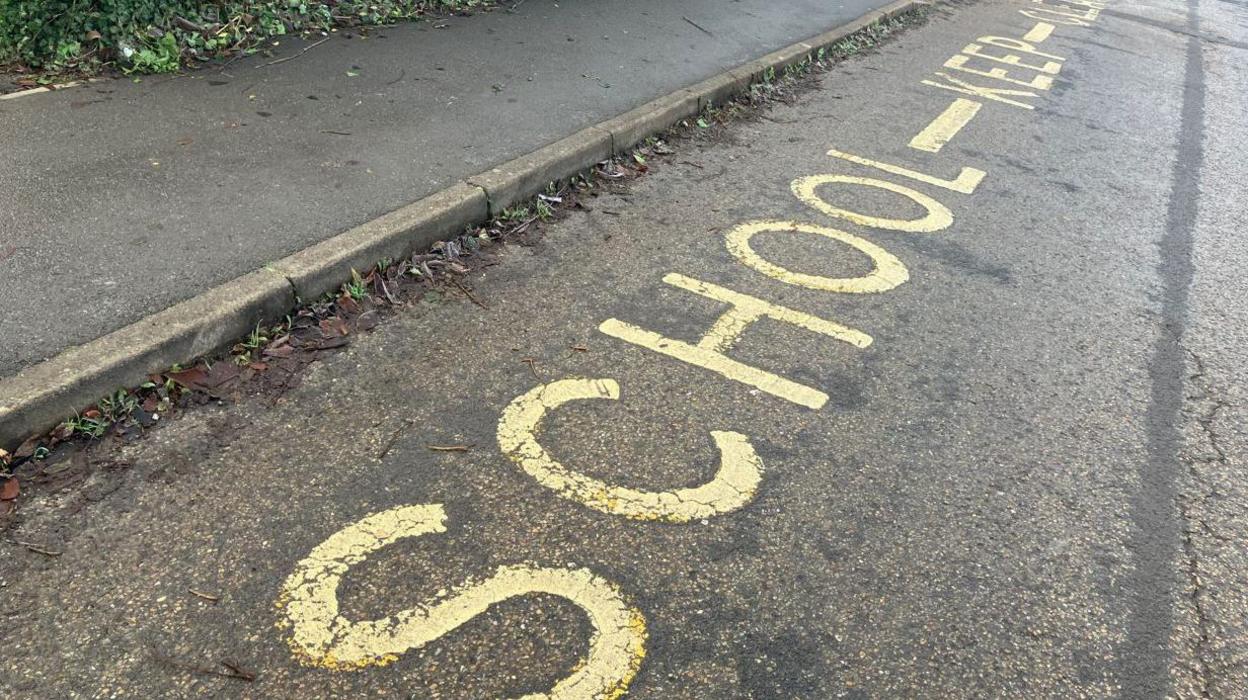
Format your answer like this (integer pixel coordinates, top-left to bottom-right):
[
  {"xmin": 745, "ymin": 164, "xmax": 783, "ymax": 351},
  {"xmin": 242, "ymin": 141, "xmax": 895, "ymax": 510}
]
[
  {"xmin": 725, "ymin": 219, "xmax": 910, "ymax": 294},
  {"xmin": 792, "ymin": 174, "xmax": 954, "ymax": 233}
]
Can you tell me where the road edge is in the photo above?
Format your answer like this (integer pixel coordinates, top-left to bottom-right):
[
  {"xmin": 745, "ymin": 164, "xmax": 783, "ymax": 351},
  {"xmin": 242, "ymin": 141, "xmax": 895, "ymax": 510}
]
[{"xmin": 0, "ymin": 0, "xmax": 924, "ymax": 450}]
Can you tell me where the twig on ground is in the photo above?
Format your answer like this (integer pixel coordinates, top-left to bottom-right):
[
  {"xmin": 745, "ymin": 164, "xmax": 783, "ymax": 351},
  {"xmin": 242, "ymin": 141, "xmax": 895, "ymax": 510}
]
[
  {"xmin": 425, "ymin": 444, "xmax": 473, "ymax": 452},
  {"xmin": 10, "ymin": 540, "xmax": 62, "ymax": 557},
  {"xmin": 522, "ymin": 357, "xmax": 541, "ymax": 379},
  {"xmin": 683, "ymin": 16, "xmax": 715, "ymax": 36},
  {"xmin": 150, "ymin": 647, "xmax": 257, "ymax": 682},
  {"xmin": 378, "ymin": 419, "xmax": 416, "ymax": 459},
  {"xmin": 452, "ymin": 280, "xmax": 488, "ymax": 309},
  {"xmin": 188, "ymin": 588, "xmax": 220, "ymax": 603},
  {"xmin": 220, "ymin": 660, "xmax": 257, "ymax": 682},
  {"xmin": 262, "ymin": 37, "xmax": 330, "ymax": 67}
]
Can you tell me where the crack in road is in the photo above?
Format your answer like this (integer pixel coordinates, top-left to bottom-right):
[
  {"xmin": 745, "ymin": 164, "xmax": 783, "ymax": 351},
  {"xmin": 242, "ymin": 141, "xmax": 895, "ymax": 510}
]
[{"xmin": 1176, "ymin": 345, "xmax": 1227, "ymax": 699}]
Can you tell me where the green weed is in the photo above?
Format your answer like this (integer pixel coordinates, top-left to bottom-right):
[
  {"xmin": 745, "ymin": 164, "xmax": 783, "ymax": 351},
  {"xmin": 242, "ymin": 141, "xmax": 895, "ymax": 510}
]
[{"xmin": 345, "ymin": 268, "xmax": 369, "ymax": 301}]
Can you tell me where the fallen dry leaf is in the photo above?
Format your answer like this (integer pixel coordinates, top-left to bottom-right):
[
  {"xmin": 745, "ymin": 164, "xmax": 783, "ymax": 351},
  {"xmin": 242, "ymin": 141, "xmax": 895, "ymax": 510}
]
[
  {"xmin": 200, "ymin": 363, "xmax": 241, "ymax": 389},
  {"xmin": 319, "ymin": 317, "xmax": 349, "ymax": 337},
  {"xmin": 167, "ymin": 367, "xmax": 210, "ymax": 391},
  {"xmin": 355, "ymin": 311, "xmax": 379, "ymax": 332},
  {"xmin": 263, "ymin": 344, "xmax": 295, "ymax": 359},
  {"xmin": 1, "ymin": 477, "xmax": 19, "ymax": 501},
  {"xmin": 14, "ymin": 435, "xmax": 41, "ymax": 460}
]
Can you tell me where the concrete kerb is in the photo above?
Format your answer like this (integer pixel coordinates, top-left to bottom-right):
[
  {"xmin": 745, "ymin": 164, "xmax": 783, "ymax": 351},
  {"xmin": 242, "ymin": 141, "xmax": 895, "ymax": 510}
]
[
  {"xmin": 689, "ymin": 71, "xmax": 752, "ymax": 113},
  {"xmin": 271, "ymin": 182, "xmax": 488, "ymax": 302},
  {"xmin": 0, "ymin": 0, "xmax": 925, "ymax": 451},
  {"xmin": 736, "ymin": 42, "xmax": 818, "ymax": 85},
  {"xmin": 877, "ymin": 0, "xmax": 927, "ymax": 21},
  {"xmin": 600, "ymin": 90, "xmax": 701, "ymax": 155},
  {"xmin": 0, "ymin": 270, "xmax": 295, "ymax": 448},
  {"xmin": 467, "ymin": 128, "xmax": 613, "ymax": 216}
]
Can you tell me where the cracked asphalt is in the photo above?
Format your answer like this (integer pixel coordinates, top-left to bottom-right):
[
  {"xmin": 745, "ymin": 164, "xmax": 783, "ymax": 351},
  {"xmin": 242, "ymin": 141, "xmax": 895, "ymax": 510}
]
[{"xmin": 2, "ymin": 0, "xmax": 1247, "ymax": 697}]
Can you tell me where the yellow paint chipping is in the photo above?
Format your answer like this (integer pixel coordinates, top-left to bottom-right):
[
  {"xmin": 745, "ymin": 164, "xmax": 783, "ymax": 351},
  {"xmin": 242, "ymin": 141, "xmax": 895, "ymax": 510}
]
[
  {"xmin": 497, "ymin": 377, "xmax": 764, "ymax": 522},
  {"xmin": 791, "ymin": 174, "xmax": 954, "ymax": 233},
  {"xmin": 277, "ymin": 504, "xmax": 646, "ymax": 699},
  {"xmin": 725, "ymin": 220, "xmax": 909, "ymax": 293}
]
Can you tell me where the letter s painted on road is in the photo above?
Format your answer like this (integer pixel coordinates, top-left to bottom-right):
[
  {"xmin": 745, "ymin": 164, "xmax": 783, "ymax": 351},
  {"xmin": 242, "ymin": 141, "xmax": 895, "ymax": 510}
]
[{"xmin": 277, "ymin": 504, "xmax": 647, "ymax": 699}]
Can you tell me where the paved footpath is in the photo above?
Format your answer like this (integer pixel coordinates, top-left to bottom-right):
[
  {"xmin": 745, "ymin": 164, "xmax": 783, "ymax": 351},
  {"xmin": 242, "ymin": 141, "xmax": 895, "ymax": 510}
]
[
  {"xmin": 0, "ymin": 0, "xmax": 887, "ymax": 380},
  {"xmin": 4, "ymin": 0, "xmax": 1248, "ymax": 697}
]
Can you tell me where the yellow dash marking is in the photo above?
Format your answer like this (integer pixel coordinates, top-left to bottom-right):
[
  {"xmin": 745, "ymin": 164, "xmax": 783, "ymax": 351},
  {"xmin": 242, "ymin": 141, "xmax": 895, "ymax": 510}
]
[
  {"xmin": 276, "ymin": 504, "xmax": 646, "ymax": 700},
  {"xmin": 497, "ymin": 378, "xmax": 764, "ymax": 522},
  {"xmin": 792, "ymin": 174, "xmax": 955, "ymax": 233},
  {"xmin": 1023, "ymin": 21, "xmax": 1056, "ymax": 42},
  {"xmin": 907, "ymin": 99, "xmax": 984, "ymax": 154},
  {"xmin": 725, "ymin": 220, "xmax": 909, "ymax": 293}
]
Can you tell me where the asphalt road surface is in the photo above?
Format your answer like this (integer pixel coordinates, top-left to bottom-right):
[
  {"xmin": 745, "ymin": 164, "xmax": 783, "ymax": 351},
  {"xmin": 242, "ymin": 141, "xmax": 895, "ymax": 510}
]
[{"xmin": 3, "ymin": 0, "xmax": 1247, "ymax": 697}]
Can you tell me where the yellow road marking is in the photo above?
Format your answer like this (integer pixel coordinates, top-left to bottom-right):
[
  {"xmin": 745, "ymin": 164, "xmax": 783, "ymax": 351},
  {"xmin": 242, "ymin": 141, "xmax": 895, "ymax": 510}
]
[
  {"xmin": 599, "ymin": 319, "xmax": 830, "ymax": 409},
  {"xmin": 598, "ymin": 272, "xmax": 873, "ymax": 409},
  {"xmin": 828, "ymin": 147, "xmax": 986, "ymax": 193},
  {"xmin": 1020, "ymin": 9, "xmax": 1093, "ymax": 26},
  {"xmin": 976, "ymin": 36, "xmax": 1066, "ymax": 61},
  {"xmin": 944, "ymin": 55, "xmax": 1055, "ymax": 90},
  {"xmin": 277, "ymin": 504, "xmax": 646, "ymax": 699},
  {"xmin": 791, "ymin": 174, "xmax": 955, "ymax": 232},
  {"xmin": 907, "ymin": 99, "xmax": 984, "ymax": 154},
  {"xmin": 962, "ymin": 44, "xmax": 1063, "ymax": 74},
  {"xmin": 1028, "ymin": 1, "xmax": 1101, "ymax": 20},
  {"xmin": 596, "ymin": 268, "xmax": 873, "ymax": 406},
  {"xmin": 666, "ymin": 273, "xmax": 873, "ymax": 350},
  {"xmin": 497, "ymin": 378, "xmax": 764, "ymax": 522},
  {"xmin": 725, "ymin": 220, "xmax": 909, "ymax": 293},
  {"xmin": 921, "ymin": 71, "xmax": 1038, "ymax": 110},
  {"xmin": 1023, "ymin": 21, "xmax": 1056, "ymax": 42}
]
